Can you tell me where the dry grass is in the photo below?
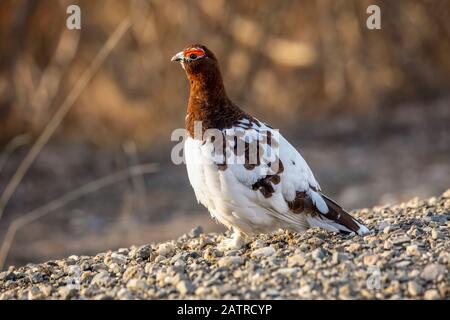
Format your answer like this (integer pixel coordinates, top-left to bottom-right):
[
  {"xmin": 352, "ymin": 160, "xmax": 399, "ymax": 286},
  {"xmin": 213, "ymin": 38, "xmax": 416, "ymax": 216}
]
[
  {"xmin": 0, "ymin": 17, "xmax": 131, "ymax": 222},
  {"xmin": 0, "ymin": 0, "xmax": 449, "ymax": 145}
]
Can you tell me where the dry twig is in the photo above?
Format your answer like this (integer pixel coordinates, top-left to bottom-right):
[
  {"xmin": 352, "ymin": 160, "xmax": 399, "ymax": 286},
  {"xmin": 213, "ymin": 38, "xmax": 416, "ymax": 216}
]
[{"xmin": 0, "ymin": 18, "xmax": 131, "ymax": 222}]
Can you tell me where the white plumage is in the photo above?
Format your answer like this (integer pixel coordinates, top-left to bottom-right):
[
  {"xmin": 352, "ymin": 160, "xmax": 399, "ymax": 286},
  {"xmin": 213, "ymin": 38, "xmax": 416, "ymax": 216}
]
[{"xmin": 184, "ymin": 118, "xmax": 369, "ymax": 250}]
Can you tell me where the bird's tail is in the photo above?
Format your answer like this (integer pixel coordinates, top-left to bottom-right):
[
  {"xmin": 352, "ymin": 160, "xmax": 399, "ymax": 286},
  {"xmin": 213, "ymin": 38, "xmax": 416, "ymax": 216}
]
[{"xmin": 306, "ymin": 193, "xmax": 370, "ymax": 236}]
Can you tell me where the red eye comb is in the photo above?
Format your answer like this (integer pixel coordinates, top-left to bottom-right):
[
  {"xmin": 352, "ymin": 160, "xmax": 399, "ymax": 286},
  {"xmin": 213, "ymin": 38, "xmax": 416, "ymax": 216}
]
[{"xmin": 184, "ymin": 47, "xmax": 206, "ymax": 58}]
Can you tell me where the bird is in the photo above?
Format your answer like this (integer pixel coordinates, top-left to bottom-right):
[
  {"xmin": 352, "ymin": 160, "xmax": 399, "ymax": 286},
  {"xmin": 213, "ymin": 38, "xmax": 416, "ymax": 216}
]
[{"xmin": 171, "ymin": 44, "xmax": 369, "ymax": 250}]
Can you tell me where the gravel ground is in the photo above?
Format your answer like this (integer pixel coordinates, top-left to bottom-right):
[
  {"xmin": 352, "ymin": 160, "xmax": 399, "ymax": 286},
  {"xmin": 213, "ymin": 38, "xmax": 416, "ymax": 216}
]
[{"xmin": 1, "ymin": 191, "xmax": 449, "ymax": 300}]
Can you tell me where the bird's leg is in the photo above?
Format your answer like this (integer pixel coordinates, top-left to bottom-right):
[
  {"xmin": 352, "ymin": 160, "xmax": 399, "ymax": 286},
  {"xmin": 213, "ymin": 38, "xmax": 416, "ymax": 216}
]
[{"xmin": 218, "ymin": 229, "xmax": 248, "ymax": 251}]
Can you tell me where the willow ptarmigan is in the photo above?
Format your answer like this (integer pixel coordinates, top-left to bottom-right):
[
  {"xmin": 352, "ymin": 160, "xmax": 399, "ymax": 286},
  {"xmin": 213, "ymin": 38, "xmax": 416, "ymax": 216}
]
[{"xmin": 172, "ymin": 44, "xmax": 369, "ymax": 250}]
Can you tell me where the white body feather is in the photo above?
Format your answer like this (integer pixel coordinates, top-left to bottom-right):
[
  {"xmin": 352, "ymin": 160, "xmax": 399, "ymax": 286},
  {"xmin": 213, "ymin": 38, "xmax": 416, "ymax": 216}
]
[{"xmin": 184, "ymin": 119, "xmax": 368, "ymax": 236}]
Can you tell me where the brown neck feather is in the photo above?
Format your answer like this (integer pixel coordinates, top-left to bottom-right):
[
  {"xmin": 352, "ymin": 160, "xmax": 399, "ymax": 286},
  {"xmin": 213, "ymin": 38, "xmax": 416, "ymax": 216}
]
[{"xmin": 185, "ymin": 61, "xmax": 244, "ymax": 137}]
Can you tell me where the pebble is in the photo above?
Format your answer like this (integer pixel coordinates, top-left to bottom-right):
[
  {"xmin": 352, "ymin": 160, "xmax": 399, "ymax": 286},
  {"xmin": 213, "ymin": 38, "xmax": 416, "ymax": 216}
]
[
  {"xmin": 0, "ymin": 193, "xmax": 448, "ymax": 300},
  {"xmin": 421, "ymin": 264, "xmax": 445, "ymax": 281},
  {"xmin": 431, "ymin": 229, "xmax": 443, "ymax": 240},
  {"xmin": 363, "ymin": 254, "xmax": 378, "ymax": 266},
  {"xmin": 377, "ymin": 221, "xmax": 390, "ymax": 231},
  {"xmin": 28, "ymin": 286, "xmax": 44, "ymax": 300},
  {"xmin": 122, "ymin": 266, "xmax": 143, "ymax": 282},
  {"xmin": 424, "ymin": 289, "xmax": 440, "ymax": 300},
  {"xmin": 117, "ymin": 288, "xmax": 134, "ymax": 300},
  {"xmin": 251, "ymin": 246, "xmax": 275, "ymax": 258},
  {"xmin": 311, "ymin": 248, "xmax": 326, "ymax": 261},
  {"xmin": 176, "ymin": 280, "xmax": 195, "ymax": 295},
  {"xmin": 91, "ymin": 271, "xmax": 111, "ymax": 286},
  {"xmin": 157, "ymin": 243, "xmax": 176, "ymax": 257},
  {"xmin": 287, "ymin": 253, "xmax": 306, "ymax": 267},
  {"xmin": 218, "ymin": 256, "xmax": 244, "ymax": 268},
  {"xmin": 347, "ymin": 243, "xmax": 361, "ymax": 252},
  {"xmin": 126, "ymin": 278, "xmax": 147, "ymax": 291},
  {"xmin": 406, "ymin": 244, "xmax": 420, "ymax": 256},
  {"xmin": 58, "ymin": 286, "xmax": 78, "ymax": 299},
  {"xmin": 332, "ymin": 252, "xmax": 349, "ymax": 264},
  {"xmin": 396, "ymin": 260, "xmax": 411, "ymax": 268},
  {"xmin": 391, "ymin": 235, "xmax": 411, "ymax": 245},
  {"xmin": 276, "ymin": 268, "xmax": 298, "ymax": 277},
  {"xmin": 135, "ymin": 245, "xmax": 152, "ymax": 260},
  {"xmin": 407, "ymin": 281, "xmax": 423, "ymax": 296},
  {"xmin": 188, "ymin": 226, "xmax": 203, "ymax": 238},
  {"xmin": 108, "ymin": 253, "xmax": 128, "ymax": 265}
]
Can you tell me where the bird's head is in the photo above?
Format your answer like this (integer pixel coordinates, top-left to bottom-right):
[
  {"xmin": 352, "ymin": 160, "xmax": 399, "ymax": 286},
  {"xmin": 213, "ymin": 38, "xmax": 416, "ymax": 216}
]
[{"xmin": 171, "ymin": 44, "xmax": 219, "ymax": 75}]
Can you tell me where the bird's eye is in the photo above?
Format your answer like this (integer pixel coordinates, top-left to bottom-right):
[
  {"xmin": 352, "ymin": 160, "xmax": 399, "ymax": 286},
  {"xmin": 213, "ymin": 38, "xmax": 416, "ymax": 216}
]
[{"xmin": 189, "ymin": 53, "xmax": 197, "ymax": 60}]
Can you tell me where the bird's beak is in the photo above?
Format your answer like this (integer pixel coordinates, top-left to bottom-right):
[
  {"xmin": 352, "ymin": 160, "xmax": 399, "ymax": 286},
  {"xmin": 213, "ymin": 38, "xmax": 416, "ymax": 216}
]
[{"xmin": 171, "ymin": 51, "xmax": 184, "ymax": 62}]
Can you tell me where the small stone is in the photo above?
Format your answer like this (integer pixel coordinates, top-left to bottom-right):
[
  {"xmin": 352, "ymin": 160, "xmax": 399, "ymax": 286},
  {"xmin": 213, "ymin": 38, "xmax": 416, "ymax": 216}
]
[
  {"xmin": 0, "ymin": 272, "xmax": 16, "ymax": 281},
  {"xmin": 58, "ymin": 286, "xmax": 78, "ymax": 299},
  {"xmin": 431, "ymin": 229, "xmax": 443, "ymax": 240},
  {"xmin": 442, "ymin": 188, "xmax": 450, "ymax": 198},
  {"xmin": 339, "ymin": 284, "xmax": 353, "ymax": 298},
  {"xmin": 195, "ymin": 286, "xmax": 210, "ymax": 296},
  {"xmin": 108, "ymin": 252, "xmax": 128, "ymax": 265},
  {"xmin": 218, "ymin": 256, "xmax": 244, "ymax": 268},
  {"xmin": 363, "ymin": 254, "xmax": 378, "ymax": 266},
  {"xmin": 251, "ymin": 246, "xmax": 275, "ymax": 258},
  {"xmin": 347, "ymin": 243, "xmax": 361, "ymax": 252},
  {"xmin": 38, "ymin": 284, "xmax": 52, "ymax": 296},
  {"xmin": 117, "ymin": 288, "xmax": 134, "ymax": 300},
  {"xmin": 297, "ymin": 284, "xmax": 313, "ymax": 298},
  {"xmin": 251, "ymin": 239, "xmax": 266, "ymax": 249},
  {"xmin": 157, "ymin": 243, "xmax": 176, "ymax": 257},
  {"xmin": 199, "ymin": 236, "xmax": 214, "ymax": 248},
  {"xmin": 80, "ymin": 271, "xmax": 92, "ymax": 283},
  {"xmin": 396, "ymin": 260, "xmax": 411, "ymax": 268},
  {"xmin": 332, "ymin": 252, "xmax": 350, "ymax": 264},
  {"xmin": 408, "ymin": 269, "xmax": 420, "ymax": 278},
  {"xmin": 28, "ymin": 286, "xmax": 44, "ymax": 300},
  {"xmin": 391, "ymin": 235, "xmax": 411, "ymax": 245},
  {"xmin": 127, "ymin": 278, "xmax": 147, "ymax": 291},
  {"xmin": 385, "ymin": 280, "xmax": 400, "ymax": 295},
  {"xmin": 91, "ymin": 271, "xmax": 111, "ymax": 286},
  {"xmin": 383, "ymin": 241, "xmax": 393, "ymax": 250},
  {"xmin": 276, "ymin": 268, "xmax": 298, "ymax": 277},
  {"xmin": 421, "ymin": 264, "xmax": 445, "ymax": 281},
  {"xmin": 188, "ymin": 226, "xmax": 203, "ymax": 238},
  {"xmin": 261, "ymin": 289, "xmax": 280, "ymax": 298},
  {"xmin": 311, "ymin": 248, "xmax": 326, "ymax": 261},
  {"xmin": 176, "ymin": 280, "xmax": 195, "ymax": 295},
  {"xmin": 288, "ymin": 253, "xmax": 306, "ymax": 267},
  {"xmin": 383, "ymin": 226, "xmax": 392, "ymax": 234},
  {"xmin": 172, "ymin": 259, "xmax": 187, "ymax": 273},
  {"xmin": 377, "ymin": 221, "xmax": 389, "ymax": 231},
  {"xmin": 407, "ymin": 281, "xmax": 423, "ymax": 296},
  {"xmin": 135, "ymin": 245, "xmax": 152, "ymax": 260},
  {"xmin": 431, "ymin": 215, "xmax": 449, "ymax": 223},
  {"xmin": 29, "ymin": 272, "xmax": 45, "ymax": 284},
  {"xmin": 406, "ymin": 244, "xmax": 420, "ymax": 256},
  {"xmin": 123, "ymin": 266, "xmax": 143, "ymax": 282},
  {"xmin": 424, "ymin": 289, "xmax": 440, "ymax": 300}
]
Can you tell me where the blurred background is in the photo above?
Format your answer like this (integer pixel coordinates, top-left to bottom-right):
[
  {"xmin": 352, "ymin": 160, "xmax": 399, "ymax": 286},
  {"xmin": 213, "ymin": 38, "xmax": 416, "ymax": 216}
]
[{"xmin": 0, "ymin": 0, "xmax": 449, "ymax": 268}]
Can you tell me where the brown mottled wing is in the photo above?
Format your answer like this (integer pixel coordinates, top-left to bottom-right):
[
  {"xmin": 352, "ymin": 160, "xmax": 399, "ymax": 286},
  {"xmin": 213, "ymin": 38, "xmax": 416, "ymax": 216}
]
[{"xmin": 319, "ymin": 193, "xmax": 364, "ymax": 234}]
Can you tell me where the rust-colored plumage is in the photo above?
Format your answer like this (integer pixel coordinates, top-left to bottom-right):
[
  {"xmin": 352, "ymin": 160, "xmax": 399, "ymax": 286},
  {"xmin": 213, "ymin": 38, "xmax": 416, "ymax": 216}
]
[{"xmin": 180, "ymin": 44, "xmax": 245, "ymax": 137}]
